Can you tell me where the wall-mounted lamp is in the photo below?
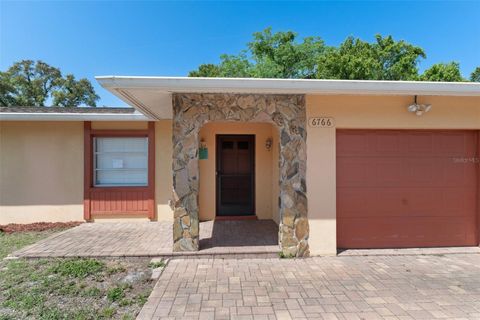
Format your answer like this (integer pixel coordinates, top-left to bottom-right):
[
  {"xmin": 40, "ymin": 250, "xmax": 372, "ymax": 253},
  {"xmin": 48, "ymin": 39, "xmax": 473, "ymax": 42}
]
[
  {"xmin": 407, "ymin": 95, "xmax": 432, "ymax": 116},
  {"xmin": 200, "ymin": 138, "xmax": 207, "ymax": 149},
  {"xmin": 265, "ymin": 137, "xmax": 273, "ymax": 151}
]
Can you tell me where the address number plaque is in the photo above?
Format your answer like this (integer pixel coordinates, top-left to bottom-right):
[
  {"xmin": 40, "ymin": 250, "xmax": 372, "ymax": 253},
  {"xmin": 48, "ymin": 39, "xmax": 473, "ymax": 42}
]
[{"xmin": 308, "ymin": 117, "xmax": 335, "ymax": 128}]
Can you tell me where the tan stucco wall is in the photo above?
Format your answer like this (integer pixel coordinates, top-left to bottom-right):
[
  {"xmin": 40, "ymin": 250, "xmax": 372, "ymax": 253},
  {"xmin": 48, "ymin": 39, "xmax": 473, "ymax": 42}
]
[
  {"xmin": 1, "ymin": 120, "xmax": 174, "ymax": 224},
  {"xmin": 198, "ymin": 122, "xmax": 280, "ymax": 221},
  {"xmin": 0, "ymin": 121, "xmax": 84, "ymax": 224},
  {"xmin": 155, "ymin": 120, "xmax": 173, "ymax": 222},
  {"xmin": 306, "ymin": 95, "xmax": 480, "ymax": 256},
  {"xmin": 271, "ymin": 127, "xmax": 280, "ymax": 225}
]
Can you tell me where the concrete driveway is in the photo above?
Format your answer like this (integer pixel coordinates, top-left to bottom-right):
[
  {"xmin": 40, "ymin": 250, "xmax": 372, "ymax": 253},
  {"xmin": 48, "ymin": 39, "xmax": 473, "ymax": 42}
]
[{"xmin": 138, "ymin": 253, "xmax": 480, "ymax": 319}]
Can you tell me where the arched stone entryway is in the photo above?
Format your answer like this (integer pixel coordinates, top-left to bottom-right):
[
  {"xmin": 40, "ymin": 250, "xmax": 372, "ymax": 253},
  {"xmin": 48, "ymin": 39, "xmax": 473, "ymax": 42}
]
[{"xmin": 172, "ymin": 93, "xmax": 309, "ymax": 257}]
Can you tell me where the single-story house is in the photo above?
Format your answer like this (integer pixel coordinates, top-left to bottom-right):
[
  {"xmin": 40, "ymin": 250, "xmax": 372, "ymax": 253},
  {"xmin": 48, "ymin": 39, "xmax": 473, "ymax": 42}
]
[{"xmin": 1, "ymin": 77, "xmax": 479, "ymax": 256}]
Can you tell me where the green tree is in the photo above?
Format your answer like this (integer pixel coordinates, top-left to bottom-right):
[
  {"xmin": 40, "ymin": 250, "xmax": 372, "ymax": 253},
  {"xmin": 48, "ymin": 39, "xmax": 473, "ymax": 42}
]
[
  {"xmin": 0, "ymin": 60, "xmax": 61, "ymax": 106},
  {"xmin": 52, "ymin": 75, "xmax": 99, "ymax": 107},
  {"xmin": 188, "ymin": 54, "xmax": 253, "ymax": 78},
  {"xmin": 374, "ymin": 35, "xmax": 426, "ymax": 80},
  {"xmin": 420, "ymin": 62, "xmax": 465, "ymax": 82},
  {"xmin": 189, "ymin": 28, "xmax": 325, "ymax": 79},
  {"xmin": 248, "ymin": 28, "xmax": 325, "ymax": 78},
  {"xmin": 188, "ymin": 64, "xmax": 221, "ymax": 77},
  {"xmin": 0, "ymin": 60, "xmax": 99, "ymax": 107},
  {"xmin": 189, "ymin": 29, "xmax": 480, "ymax": 82},
  {"xmin": 0, "ymin": 72, "xmax": 17, "ymax": 106},
  {"xmin": 470, "ymin": 67, "xmax": 480, "ymax": 82},
  {"xmin": 317, "ymin": 37, "xmax": 382, "ymax": 80},
  {"xmin": 217, "ymin": 53, "xmax": 253, "ymax": 78},
  {"xmin": 317, "ymin": 35, "xmax": 426, "ymax": 80}
]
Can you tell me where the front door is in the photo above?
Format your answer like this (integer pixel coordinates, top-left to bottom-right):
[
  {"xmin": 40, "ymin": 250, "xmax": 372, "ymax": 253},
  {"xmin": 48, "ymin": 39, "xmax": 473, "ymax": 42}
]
[{"xmin": 216, "ymin": 135, "xmax": 255, "ymax": 216}]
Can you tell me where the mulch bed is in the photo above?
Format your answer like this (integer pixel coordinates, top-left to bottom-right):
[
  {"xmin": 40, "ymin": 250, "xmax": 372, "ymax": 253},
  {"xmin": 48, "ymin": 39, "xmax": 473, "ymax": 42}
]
[{"xmin": 0, "ymin": 222, "xmax": 83, "ymax": 234}]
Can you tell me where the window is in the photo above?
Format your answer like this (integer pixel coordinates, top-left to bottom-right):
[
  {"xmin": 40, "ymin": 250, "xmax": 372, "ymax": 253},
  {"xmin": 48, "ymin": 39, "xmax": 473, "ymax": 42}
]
[
  {"xmin": 94, "ymin": 137, "xmax": 148, "ymax": 187},
  {"xmin": 222, "ymin": 141, "xmax": 234, "ymax": 149},
  {"xmin": 237, "ymin": 141, "xmax": 249, "ymax": 150}
]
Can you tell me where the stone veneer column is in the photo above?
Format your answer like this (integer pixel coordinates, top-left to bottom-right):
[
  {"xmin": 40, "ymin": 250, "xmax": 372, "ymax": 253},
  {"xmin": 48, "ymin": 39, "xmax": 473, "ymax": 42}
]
[{"xmin": 172, "ymin": 93, "xmax": 309, "ymax": 257}]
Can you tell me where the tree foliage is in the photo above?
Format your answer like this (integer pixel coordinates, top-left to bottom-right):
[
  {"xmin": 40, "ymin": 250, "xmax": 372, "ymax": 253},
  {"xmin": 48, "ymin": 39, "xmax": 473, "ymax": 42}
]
[
  {"xmin": 316, "ymin": 35, "xmax": 426, "ymax": 80},
  {"xmin": 0, "ymin": 60, "xmax": 99, "ymax": 107},
  {"xmin": 248, "ymin": 29, "xmax": 325, "ymax": 78},
  {"xmin": 189, "ymin": 28, "xmax": 325, "ymax": 79},
  {"xmin": 190, "ymin": 28, "xmax": 475, "ymax": 82},
  {"xmin": 470, "ymin": 67, "xmax": 480, "ymax": 82},
  {"xmin": 52, "ymin": 75, "xmax": 98, "ymax": 107},
  {"xmin": 420, "ymin": 62, "xmax": 465, "ymax": 82}
]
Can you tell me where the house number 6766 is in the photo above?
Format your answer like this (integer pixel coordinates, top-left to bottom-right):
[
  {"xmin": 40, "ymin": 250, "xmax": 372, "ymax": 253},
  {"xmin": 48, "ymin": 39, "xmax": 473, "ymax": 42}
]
[{"xmin": 309, "ymin": 117, "xmax": 335, "ymax": 128}]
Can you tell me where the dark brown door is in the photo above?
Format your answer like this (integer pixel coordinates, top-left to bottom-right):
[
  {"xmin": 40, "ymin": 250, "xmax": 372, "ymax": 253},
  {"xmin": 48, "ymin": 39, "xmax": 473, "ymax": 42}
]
[{"xmin": 216, "ymin": 135, "xmax": 255, "ymax": 216}]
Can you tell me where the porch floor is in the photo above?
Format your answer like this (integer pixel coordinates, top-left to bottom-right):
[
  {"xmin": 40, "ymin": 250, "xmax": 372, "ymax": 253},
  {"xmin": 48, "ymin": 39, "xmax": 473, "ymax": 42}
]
[{"xmin": 10, "ymin": 220, "xmax": 279, "ymax": 258}]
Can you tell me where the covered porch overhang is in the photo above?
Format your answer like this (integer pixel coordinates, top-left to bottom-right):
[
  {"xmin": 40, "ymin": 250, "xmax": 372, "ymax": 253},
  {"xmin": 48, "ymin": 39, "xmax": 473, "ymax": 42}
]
[{"xmin": 96, "ymin": 76, "xmax": 480, "ymax": 121}]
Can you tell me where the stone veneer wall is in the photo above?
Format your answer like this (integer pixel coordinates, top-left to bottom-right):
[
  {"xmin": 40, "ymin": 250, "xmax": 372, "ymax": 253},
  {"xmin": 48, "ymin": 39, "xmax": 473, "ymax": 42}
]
[{"xmin": 172, "ymin": 93, "xmax": 309, "ymax": 257}]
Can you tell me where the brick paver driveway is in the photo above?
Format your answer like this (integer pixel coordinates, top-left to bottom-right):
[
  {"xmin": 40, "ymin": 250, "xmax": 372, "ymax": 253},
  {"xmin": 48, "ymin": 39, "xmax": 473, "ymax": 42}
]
[{"xmin": 139, "ymin": 254, "xmax": 480, "ymax": 319}]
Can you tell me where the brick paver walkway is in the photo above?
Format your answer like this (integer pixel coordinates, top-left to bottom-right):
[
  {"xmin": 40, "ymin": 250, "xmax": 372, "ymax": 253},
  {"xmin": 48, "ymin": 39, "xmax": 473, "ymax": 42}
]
[
  {"xmin": 11, "ymin": 220, "xmax": 279, "ymax": 258},
  {"xmin": 138, "ymin": 254, "xmax": 480, "ymax": 319},
  {"xmin": 12, "ymin": 222, "xmax": 172, "ymax": 257}
]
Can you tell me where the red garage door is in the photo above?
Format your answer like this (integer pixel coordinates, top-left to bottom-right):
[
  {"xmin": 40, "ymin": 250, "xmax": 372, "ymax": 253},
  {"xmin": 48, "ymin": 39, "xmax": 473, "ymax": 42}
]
[{"xmin": 337, "ymin": 130, "xmax": 478, "ymax": 249}]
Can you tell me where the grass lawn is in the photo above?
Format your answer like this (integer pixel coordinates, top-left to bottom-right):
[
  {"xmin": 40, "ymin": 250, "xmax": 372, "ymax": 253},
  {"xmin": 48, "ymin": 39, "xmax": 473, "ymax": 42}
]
[
  {"xmin": 0, "ymin": 228, "xmax": 158, "ymax": 319},
  {"xmin": 0, "ymin": 229, "xmax": 62, "ymax": 259}
]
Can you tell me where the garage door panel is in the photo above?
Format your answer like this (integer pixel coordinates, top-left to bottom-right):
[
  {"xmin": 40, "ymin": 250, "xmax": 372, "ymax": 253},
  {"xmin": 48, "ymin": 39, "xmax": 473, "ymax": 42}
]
[
  {"xmin": 336, "ymin": 158, "xmax": 373, "ymax": 187},
  {"xmin": 374, "ymin": 132, "xmax": 403, "ymax": 156},
  {"xmin": 337, "ymin": 130, "xmax": 478, "ymax": 249},
  {"xmin": 337, "ymin": 132, "xmax": 369, "ymax": 156},
  {"xmin": 444, "ymin": 159, "xmax": 468, "ymax": 186},
  {"xmin": 338, "ymin": 217, "xmax": 476, "ymax": 248},
  {"xmin": 338, "ymin": 188, "xmax": 406, "ymax": 217},
  {"xmin": 403, "ymin": 188, "xmax": 441, "ymax": 215},
  {"xmin": 338, "ymin": 187, "xmax": 475, "ymax": 219},
  {"xmin": 443, "ymin": 188, "xmax": 477, "ymax": 216},
  {"xmin": 404, "ymin": 158, "xmax": 441, "ymax": 187},
  {"xmin": 336, "ymin": 189, "xmax": 370, "ymax": 215},
  {"xmin": 339, "ymin": 160, "xmax": 477, "ymax": 187},
  {"xmin": 436, "ymin": 132, "xmax": 473, "ymax": 156},
  {"xmin": 338, "ymin": 157, "xmax": 469, "ymax": 188},
  {"xmin": 407, "ymin": 132, "xmax": 434, "ymax": 155},
  {"xmin": 375, "ymin": 159, "xmax": 405, "ymax": 186},
  {"xmin": 446, "ymin": 161, "xmax": 478, "ymax": 187}
]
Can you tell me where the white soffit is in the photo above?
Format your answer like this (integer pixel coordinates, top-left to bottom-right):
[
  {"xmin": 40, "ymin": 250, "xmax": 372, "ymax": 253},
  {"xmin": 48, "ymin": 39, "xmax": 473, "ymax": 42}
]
[{"xmin": 96, "ymin": 76, "xmax": 480, "ymax": 120}]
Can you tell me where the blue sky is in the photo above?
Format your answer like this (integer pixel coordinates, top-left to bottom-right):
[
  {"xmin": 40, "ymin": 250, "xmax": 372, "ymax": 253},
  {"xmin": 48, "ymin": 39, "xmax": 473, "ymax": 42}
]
[{"xmin": 1, "ymin": 1, "xmax": 479, "ymax": 107}]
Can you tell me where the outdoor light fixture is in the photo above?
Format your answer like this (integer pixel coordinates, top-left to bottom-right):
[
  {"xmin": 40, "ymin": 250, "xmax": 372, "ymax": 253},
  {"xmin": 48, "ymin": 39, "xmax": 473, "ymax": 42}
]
[
  {"xmin": 265, "ymin": 137, "xmax": 273, "ymax": 151},
  {"xmin": 200, "ymin": 138, "xmax": 207, "ymax": 149},
  {"xmin": 407, "ymin": 95, "xmax": 432, "ymax": 116}
]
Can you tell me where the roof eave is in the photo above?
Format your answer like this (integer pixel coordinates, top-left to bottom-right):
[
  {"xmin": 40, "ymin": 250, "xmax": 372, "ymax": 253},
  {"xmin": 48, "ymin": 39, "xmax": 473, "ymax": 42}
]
[
  {"xmin": 96, "ymin": 76, "xmax": 480, "ymax": 97},
  {"xmin": 0, "ymin": 112, "xmax": 151, "ymax": 121}
]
